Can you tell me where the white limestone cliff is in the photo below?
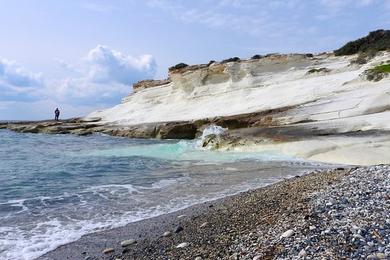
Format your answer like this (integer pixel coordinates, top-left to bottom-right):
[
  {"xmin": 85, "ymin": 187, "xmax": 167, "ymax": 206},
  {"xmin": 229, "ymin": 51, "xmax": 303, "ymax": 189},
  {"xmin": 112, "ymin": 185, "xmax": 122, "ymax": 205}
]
[{"xmin": 86, "ymin": 52, "xmax": 390, "ymax": 165}]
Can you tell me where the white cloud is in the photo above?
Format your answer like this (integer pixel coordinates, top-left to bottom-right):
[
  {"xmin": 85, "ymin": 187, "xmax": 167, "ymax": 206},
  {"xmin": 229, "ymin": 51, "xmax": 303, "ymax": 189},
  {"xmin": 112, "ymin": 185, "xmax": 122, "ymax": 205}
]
[
  {"xmin": 86, "ymin": 45, "xmax": 156, "ymax": 85},
  {"xmin": 0, "ymin": 58, "xmax": 43, "ymax": 101},
  {"xmin": 0, "ymin": 46, "xmax": 157, "ymax": 119},
  {"xmin": 0, "ymin": 58, "xmax": 42, "ymax": 87},
  {"xmin": 49, "ymin": 45, "xmax": 156, "ymax": 105}
]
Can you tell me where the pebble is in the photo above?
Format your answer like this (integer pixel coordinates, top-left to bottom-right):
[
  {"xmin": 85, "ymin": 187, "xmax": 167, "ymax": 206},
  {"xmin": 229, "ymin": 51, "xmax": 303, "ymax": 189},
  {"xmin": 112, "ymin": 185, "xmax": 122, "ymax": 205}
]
[
  {"xmin": 163, "ymin": 231, "xmax": 172, "ymax": 237},
  {"xmin": 298, "ymin": 249, "xmax": 307, "ymax": 258},
  {"xmin": 120, "ymin": 239, "xmax": 136, "ymax": 247},
  {"xmin": 102, "ymin": 248, "xmax": 114, "ymax": 254},
  {"xmin": 177, "ymin": 214, "xmax": 187, "ymax": 219},
  {"xmin": 173, "ymin": 225, "xmax": 184, "ymax": 233},
  {"xmin": 176, "ymin": 242, "xmax": 188, "ymax": 248},
  {"xmin": 195, "ymin": 257, "xmax": 202, "ymax": 260},
  {"xmin": 280, "ymin": 229, "xmax": 294, "ymax": 239},
  {"xmin": 200, "ymin": 222, "xmax": 209, "ymax": 228},
  {"xmin": 227, "ymin": 165, "xmax": 390, "ymax": 260}
]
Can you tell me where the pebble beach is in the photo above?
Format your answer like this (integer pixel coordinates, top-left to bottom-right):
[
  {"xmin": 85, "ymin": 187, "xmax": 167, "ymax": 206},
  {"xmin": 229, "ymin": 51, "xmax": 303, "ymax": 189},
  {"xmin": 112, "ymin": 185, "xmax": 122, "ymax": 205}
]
[{"xmin": 39, "ymin": 165, "xmax": 390, "ymax": 259}]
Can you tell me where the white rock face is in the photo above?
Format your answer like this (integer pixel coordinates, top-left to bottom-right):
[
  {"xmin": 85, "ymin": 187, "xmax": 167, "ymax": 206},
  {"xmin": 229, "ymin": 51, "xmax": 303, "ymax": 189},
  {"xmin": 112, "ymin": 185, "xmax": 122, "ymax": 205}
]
[
  {"xmin": 86, "ymin": 52, "xmax": 390, "ymax": 165},
  {"xmin": 87, "ymin": 52, "xmax": 390, "ymax": 131}
]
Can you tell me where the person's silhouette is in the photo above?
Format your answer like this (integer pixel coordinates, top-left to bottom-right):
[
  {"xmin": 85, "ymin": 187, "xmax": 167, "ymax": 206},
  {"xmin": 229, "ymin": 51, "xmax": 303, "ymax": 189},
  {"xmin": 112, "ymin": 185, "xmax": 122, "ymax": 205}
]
[{"xmin": 54, "ymin": 108, "xmax": 60, "ymax": 121}]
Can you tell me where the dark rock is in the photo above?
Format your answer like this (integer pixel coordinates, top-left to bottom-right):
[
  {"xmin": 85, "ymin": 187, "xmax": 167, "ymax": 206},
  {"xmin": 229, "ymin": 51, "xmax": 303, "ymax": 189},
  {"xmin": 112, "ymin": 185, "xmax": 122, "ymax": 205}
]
[
  {"xmin": 208, "ymin": 60, "xmax": 216, "ymax": 66},
  {"xmin": 251, "ymin": 54, "xmax": 263, "ymax": 60},
  {"xmin": 221, "ymin": 57, "xmax": 240, "ymax": 63},
  {"xmin": 173, "ymin": 225, "xmax": 184, "ymax": 233},
  {"xmin": 202, "ymin": 134, "xmax": 218, "ymax": 148},
  {"xmin": 157, "ymin": 122, "xmax": 197, "ymax": 139}
]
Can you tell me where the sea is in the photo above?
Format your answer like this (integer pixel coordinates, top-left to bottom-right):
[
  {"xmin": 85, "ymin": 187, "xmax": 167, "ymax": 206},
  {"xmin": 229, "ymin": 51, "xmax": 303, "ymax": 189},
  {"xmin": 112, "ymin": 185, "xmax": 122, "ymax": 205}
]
[{"xmin": 0, "ymin": 128, "xmax": 329, "ymax": 259}]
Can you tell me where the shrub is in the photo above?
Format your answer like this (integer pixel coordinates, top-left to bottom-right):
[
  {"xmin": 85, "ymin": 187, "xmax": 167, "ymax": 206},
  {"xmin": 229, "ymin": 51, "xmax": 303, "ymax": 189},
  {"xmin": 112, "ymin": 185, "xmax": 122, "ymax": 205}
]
[
  {"xmin": 307, "ymin": 67, "xmax": 331, "ymax": 74},
  {"xmin": 366, "ymin": 64, "xmax": 390, "ymax": 81},
  {"xmin": 334, "ymin": 29, "xmax": 390, "ymax": 56},
  {"xmin": 221, "ymin": 57, "xmax": 240, "ymax": 63},
  {"xmin": 350, "ymin": 50, "xmax": 377, "ymax": 65},
  {"xmin": 169, "ymin": 63, "xmax": 189, "ymax": 70},
  {"xmin": 369, "ymin": 64, "xmax": 390, "ymax": 73},
  {"xmin": 251, "ymin": 54, "xmax": 263, "ymax": 60}
]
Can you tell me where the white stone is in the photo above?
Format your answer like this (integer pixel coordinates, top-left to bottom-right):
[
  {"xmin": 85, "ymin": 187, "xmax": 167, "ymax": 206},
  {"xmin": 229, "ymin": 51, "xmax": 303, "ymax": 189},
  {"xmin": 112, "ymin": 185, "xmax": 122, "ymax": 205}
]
[
  {"xmin": 176, "ymin": 242, "xmax": 189, "ymax": 248},
  {"xmin": 200, "ymin": 222, "xmax": 209, "ymax": 228},
  {"xmin": 163, "ymin": 231, "xmax": 172, "ymax": 237},
  {"xmin": 298, "ymin": 249, "xmax": 307, "ymax": 258},
  {"xmin": 120, "ymin": 239, "xmax": 136, "ymax": 247},
  {"xmin": 280, "ymin": 229, "xmax": 294, "ymax": 239}
]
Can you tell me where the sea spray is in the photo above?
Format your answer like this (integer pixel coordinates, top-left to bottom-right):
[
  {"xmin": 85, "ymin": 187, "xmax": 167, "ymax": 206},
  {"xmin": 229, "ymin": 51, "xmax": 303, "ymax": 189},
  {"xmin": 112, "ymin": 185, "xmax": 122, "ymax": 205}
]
[{"xmin": 197, "ymin": 124, "xmax": 227, "ymax": 149}]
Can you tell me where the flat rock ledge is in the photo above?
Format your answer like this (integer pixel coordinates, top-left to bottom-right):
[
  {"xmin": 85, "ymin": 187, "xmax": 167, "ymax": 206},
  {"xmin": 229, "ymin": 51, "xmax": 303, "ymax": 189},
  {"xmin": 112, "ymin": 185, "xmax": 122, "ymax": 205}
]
[{"xmin": 0, "ymin": 107, "xmax": 296, "ymax": 140}]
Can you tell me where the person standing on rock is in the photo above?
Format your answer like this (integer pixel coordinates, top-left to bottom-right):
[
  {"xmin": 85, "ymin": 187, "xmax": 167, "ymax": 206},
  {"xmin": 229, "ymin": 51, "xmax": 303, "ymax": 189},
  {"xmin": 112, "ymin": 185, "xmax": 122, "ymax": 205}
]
[{"xmin": 54, "ymin": 108, "xmax": 60, "ymax": 121}]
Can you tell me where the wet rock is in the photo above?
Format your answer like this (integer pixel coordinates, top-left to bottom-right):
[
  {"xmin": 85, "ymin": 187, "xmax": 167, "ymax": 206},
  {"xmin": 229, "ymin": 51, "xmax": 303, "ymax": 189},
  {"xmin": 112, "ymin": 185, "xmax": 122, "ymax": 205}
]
[
  {"xmin": 157, "ymin": 122, "xmax": 197, "ymax": 139},
  {"xmin": 163, "ymin": 231, "xmax": 172, "ymax": 237},
  {"xmin": 120, "ymin": 239, "xmax": 136, "ymax": 247},
  {"xmin": 173, "ymin": 225, "xmax": 184, "ymax": 233},
  {"xmin": 102, "ymin": 248, "xmax": 114, "ymax": 254}
]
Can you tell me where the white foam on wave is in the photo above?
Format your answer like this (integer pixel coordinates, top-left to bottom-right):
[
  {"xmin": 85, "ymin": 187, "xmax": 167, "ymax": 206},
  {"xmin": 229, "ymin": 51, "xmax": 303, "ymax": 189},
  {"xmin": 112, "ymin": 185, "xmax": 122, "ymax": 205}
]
[
  {"xmin": 86, "ymin": 183, "xmax": 140, "ymax": 194},
  {"xmin": 0, "ymin": 164, "xmax": 316, "ymax": 260}
]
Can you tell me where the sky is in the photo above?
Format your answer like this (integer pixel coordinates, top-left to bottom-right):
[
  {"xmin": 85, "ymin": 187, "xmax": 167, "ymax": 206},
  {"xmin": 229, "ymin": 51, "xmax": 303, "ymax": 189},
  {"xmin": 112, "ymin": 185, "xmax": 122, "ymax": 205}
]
[{"xmin": 0, "ymin": 0, "xmax": 389, "ymax": 120}]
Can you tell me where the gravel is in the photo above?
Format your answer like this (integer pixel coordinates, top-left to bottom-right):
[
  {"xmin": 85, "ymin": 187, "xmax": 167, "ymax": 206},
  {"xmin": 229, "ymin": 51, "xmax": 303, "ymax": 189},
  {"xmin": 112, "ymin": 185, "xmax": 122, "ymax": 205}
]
[
  {"xmin": 229, "ymin": 165, "xmax": 390, "ymax": 259},
  {"xmin": 40, "ymin": 165, "xmax": 389, "ymax": 260}
]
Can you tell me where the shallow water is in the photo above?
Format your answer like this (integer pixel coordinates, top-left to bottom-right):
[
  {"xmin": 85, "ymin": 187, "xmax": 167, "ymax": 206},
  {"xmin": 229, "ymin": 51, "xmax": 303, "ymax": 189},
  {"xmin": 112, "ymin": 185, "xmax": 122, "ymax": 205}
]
[{"xmin": 0, "ymin": 130, "xmax": 329, "ymax": 260}]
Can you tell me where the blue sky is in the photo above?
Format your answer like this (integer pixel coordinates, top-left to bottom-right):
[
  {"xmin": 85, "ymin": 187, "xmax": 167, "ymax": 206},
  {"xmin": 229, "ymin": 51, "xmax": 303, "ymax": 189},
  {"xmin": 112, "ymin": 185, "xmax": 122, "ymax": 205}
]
[{"xmin": 0, "ymin": 0, "xmax": 389, "ymax": 120}]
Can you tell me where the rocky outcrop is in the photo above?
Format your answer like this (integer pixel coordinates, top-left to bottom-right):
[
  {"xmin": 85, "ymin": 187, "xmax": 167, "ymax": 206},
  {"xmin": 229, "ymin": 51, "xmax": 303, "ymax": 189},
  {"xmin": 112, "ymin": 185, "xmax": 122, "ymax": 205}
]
[{"xmin": 132, "ymin": 79, "xmax": 171, "ymax": 93}]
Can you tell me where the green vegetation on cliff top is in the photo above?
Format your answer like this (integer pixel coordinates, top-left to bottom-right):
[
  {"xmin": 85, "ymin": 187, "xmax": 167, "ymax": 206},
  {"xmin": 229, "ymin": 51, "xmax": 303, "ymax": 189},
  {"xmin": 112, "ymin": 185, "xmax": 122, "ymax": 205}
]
[{"xmin": 334, "ymin": 29, "xmax": 390, "ymax": 56}]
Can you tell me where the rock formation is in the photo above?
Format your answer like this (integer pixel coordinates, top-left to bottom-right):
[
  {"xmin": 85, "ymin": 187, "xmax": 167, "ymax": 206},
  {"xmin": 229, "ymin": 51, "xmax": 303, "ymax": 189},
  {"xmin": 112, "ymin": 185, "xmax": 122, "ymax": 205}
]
[{"xmin": 3, "ymin": 31, "xmax": 390, "ymax": 165}]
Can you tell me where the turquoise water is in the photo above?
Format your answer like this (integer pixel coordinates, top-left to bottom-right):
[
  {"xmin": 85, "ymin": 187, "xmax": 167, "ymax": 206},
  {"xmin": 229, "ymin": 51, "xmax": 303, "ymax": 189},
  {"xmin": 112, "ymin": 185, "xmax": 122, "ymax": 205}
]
[{"xmin": 0, "ymin": 130, "xmax": 326, "ymax": 260}]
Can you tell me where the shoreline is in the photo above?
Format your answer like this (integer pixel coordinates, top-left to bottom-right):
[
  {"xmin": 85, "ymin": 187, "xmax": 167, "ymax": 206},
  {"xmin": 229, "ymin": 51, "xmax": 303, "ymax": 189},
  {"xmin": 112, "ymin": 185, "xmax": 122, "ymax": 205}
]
[
  {"xmin": 2, "ymin": 121, "xmax": 390, "ymax": 166},
  {"xmin": 38, "ymin": 166, "xmax": 369, "ymax": 260}
]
